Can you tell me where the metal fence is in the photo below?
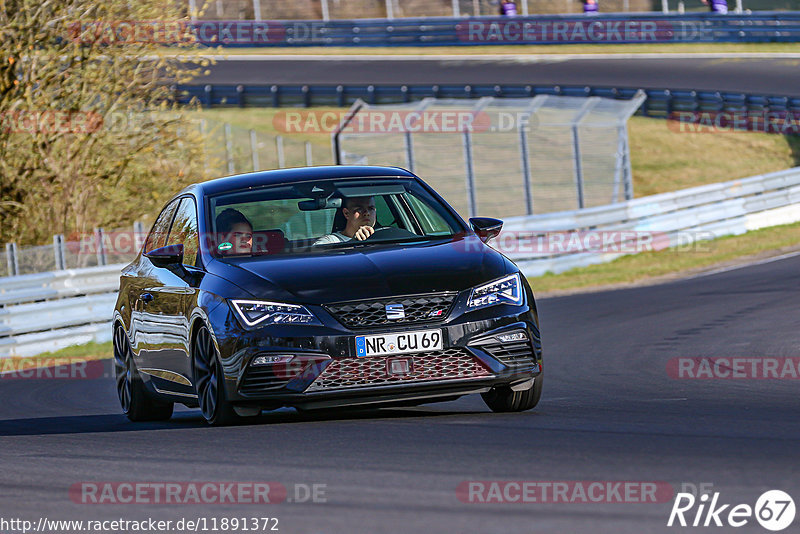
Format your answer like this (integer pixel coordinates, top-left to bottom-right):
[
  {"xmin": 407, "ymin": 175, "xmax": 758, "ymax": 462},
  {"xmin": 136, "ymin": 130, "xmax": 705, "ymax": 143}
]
[
  {"xmin": 200, "ymin": 119, "xmax": 332, "ymax": 178},
  {"xmin": 190, "ymin": 0, "xmax": 800, "ymax": 21},
  {"xmin": 3, "ymin": 225, "xmax": 145, "ymax": 277},
  {"xmin": 334, "ymin": 92, "xmax": 645, "ymax": 218}
]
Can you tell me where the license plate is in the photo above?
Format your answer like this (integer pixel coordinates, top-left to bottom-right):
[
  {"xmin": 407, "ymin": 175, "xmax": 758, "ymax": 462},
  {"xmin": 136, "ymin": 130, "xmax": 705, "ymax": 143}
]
[{"xmin": 355, "ymin": 329, "xmax": 443, "ymax": 357}]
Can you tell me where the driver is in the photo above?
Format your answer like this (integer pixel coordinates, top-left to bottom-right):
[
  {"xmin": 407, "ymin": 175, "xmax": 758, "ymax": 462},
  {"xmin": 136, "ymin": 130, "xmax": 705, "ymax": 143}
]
[{"xmin": 314, "ymin": 196, "xmax": 376, "ymax": 245}]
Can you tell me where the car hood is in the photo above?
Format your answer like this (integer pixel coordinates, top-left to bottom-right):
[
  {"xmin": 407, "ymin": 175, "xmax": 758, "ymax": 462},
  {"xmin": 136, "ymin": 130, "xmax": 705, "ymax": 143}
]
[{"xmin": 207, "ymin": 236, "xmax": 510, "ymax": 303}]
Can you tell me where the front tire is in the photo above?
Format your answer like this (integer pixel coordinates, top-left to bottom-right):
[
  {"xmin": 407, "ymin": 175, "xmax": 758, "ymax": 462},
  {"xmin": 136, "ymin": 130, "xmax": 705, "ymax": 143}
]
[
  {"xmin": 481, "ymin": 373, "xmax": 542, "ymax": 413},
  {"xmin": 193, "ymin": 325, "xmax": 254, "ymax": 426},
  {"xmin": 113, "ymin": 326, "xmax": 174, "ymax": 422}
]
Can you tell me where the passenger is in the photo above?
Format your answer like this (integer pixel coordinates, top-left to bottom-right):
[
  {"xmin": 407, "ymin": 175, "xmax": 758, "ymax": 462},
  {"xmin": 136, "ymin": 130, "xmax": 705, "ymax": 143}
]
[
  {"xmin": 314, "ymin": 196, "xmax": 376, "ymax": 245},
  {"xmin": 216, "ymin": 208, "xmax": 253, "ymax": 255}
]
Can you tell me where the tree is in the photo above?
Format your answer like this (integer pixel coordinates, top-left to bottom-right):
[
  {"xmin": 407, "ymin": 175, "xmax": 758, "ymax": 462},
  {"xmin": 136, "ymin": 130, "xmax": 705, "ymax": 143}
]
[{"xmin": 0, "ymin": 0, "xmax": 211, "ymax": 245}]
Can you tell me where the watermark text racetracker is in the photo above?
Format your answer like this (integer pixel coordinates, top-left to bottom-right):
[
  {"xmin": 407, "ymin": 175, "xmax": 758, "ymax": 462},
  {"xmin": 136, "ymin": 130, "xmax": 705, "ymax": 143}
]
[
  {"xmin": 0, "ymin": 358, "xmax": 105, "ymax": 380},
  {"xmin": 458, "ymin": 20, "xmax": 703, "ymax": 43},
  {"xmin": 70, "ymin": 481, "xmax": 326, "ymax": 504},
  {"xmin": 1, "ymin": 111, "xmax": 188, "ymax": 136},
  {"xmin": 667, "ymin": 357, "xmax": 800, "ymax": 380},
  {"xmin": 69, "ymin": 230, "xmax": 717, "ymax": 258},
  {"xmin": 0, "ymin": 517, "xmax": 280, "ymax": 533},
  {"xmin": 668, "ymin": 111, "xmax": 800, "ymax": 136},
  {"xmin": 457, "ymin": 480, "xmax": 674, "ymax": 503}
]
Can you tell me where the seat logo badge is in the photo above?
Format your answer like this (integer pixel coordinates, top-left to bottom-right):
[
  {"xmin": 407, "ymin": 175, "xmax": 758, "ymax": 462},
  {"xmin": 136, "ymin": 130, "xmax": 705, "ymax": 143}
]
[{"xmin": 385, "ymin": 304, "xmax": 405, "ymax": 320}]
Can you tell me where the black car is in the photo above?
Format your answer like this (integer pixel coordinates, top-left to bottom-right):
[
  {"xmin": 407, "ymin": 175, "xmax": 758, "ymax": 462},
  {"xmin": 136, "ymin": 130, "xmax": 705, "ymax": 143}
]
[{"xmin": 113, "ymin": 166, "xmax": 543, "ymax": 425}]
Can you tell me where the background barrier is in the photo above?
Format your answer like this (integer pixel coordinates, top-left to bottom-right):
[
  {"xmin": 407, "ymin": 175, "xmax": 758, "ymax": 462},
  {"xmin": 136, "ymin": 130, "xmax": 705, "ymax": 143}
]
[
  {"xmin": 179, "ymin": 13, "xmax": 800, "ymax": 47},
  {"xmin": 176, "ymin": 83, "xmax": 800, "ymax": 118}
]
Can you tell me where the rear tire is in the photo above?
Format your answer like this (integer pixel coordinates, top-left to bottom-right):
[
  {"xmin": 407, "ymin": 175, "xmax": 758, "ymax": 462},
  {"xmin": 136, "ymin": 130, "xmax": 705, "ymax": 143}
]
[
  {"xmin": 193, "ymin": 325, "xmax": 254, "ymax": 426},
  {"xmin": 481, "ymin": 373, "xmax": 542, "ymax": 413},
  {"xmin": 113, "ymin": 326, "xmax": 174, "ymax": 422}
]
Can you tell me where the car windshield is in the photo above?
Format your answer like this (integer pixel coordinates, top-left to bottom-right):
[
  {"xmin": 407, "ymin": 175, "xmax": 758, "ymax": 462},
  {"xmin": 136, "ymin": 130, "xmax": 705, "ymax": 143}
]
[{"xmin": 207, "ymin": 177, "xmax": 464, "ymax": 260}]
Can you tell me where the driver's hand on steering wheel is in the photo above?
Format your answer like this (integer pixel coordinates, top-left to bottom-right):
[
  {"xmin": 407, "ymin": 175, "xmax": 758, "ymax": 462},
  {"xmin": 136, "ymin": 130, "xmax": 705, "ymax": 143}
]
[{"xmin": 353, "ymin": 225, "xmax": 375, "ymax": 241}]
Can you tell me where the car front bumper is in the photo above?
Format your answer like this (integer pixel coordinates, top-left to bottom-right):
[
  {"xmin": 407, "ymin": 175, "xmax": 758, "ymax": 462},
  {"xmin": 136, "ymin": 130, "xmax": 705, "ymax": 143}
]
[{"xmin": 218, "ymin": 303, "xmax": 542, "ymax": 410}]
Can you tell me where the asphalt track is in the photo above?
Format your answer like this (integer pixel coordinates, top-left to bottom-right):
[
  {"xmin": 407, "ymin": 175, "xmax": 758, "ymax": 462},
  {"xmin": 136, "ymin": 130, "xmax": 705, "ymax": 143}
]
[
  {"xmin": 195, "ymin": 55, "xmax": 800, "ymax": 97},
  {"xmin": 1, "ymin": 253, "xmax": 799, "ymax": 533}
]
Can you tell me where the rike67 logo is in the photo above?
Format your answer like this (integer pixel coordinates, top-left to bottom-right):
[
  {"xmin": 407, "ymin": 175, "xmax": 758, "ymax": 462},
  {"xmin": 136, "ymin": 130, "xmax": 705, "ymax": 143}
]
[{"xmin": 668, "ymin": 490, "xmax": 795, "ymax": 531}]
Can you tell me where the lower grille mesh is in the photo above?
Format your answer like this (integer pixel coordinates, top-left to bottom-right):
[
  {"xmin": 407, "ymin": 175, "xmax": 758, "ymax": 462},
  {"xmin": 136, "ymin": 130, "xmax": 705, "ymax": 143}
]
[
  {"xmin": 480, "ymin": 340, "xmax": 537, "ymax": 367},
  {"xmin": 306, "ymin": 348, "xmax": 491, "ymax": 392}
]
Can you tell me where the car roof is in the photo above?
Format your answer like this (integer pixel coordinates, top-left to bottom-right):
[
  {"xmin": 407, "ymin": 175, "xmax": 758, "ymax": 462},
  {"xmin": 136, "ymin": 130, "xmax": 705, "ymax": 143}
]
[{"xmin": 181, "ymin": 166, "xmax": 417, "ymax": 197}]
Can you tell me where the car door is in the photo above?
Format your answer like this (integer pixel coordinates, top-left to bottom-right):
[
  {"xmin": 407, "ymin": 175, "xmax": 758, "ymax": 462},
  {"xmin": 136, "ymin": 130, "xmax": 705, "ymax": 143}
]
[
  {"xmin": 137, "ymin": 196, "xmax": 201, "ymax": 391},
  {"xmin": 129, "ymin": 199, "xmax": 180, "ymax": 362}
]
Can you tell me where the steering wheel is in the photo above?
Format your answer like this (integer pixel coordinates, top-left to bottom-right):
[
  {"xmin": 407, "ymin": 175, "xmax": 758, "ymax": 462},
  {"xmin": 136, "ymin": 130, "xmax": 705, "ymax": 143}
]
[{"xmin": 363, "ymin": 226, "xmax": 416, "ymax": 241}]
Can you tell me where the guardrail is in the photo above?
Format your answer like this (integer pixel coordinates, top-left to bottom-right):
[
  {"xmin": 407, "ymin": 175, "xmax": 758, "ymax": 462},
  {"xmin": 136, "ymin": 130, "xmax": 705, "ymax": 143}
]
[
  {"xmin": 501, "ymin": 166, "xmax": 800, "ymax": 275},
  {"xmin": 185, "ymin": 13, "xmax": 800, "ymax": 47},
  {"xmin": 2, "ymin": 167, "xmax": 799, "ymax": 357},
  {"xmin": 0, "ymin": 265, "xmax": 123, "ymax": 358},
  {"xmin": 176, "ymin": 83, "xmax": 800, "ymax": 118}
]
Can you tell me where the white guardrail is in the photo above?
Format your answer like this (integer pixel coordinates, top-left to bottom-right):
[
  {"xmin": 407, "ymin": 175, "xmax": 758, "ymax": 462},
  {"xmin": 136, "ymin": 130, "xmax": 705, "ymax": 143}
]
[
  {"xmin": 2, "ymin": 166, "xmax": 800, "ymax": 358},
  {"xmin": 0, "ymin": 265, "xmax": 123, "ymax": 358}
]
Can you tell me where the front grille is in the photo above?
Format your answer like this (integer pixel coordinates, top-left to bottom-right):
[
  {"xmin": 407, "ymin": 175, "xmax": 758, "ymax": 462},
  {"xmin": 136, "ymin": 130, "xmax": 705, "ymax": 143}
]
[
  {"xmin": 480, "ymin": 339, "xmax": 537, "ymax": 367},
  {"xmin": 325, "ymin": 293, "xmax": 458, "ymax": 329},
  {"xmin": 305, "ymin": 348, "xmax": 492, "ymax": 392},
  {"xmin": 239, "ymin": 366, "xmax": 296, "ymax": 396}
]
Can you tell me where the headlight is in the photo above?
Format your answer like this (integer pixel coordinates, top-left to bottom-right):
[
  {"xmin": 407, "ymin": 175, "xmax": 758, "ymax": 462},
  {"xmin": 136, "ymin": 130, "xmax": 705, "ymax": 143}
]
[
  {"xmin": 231, "ymin": 300, "xmax": 322, "ymax": 327},
  {"xmin": 468, "ymin": 273, "xmax": 524, "ymax": 310}
]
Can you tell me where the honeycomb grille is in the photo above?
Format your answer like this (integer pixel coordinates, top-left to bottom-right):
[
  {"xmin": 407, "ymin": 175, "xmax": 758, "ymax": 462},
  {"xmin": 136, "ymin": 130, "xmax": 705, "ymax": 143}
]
[
  {"xmin": 479, "ymin": 339, "xmax": 537, "ymax": 367},
  {"xmin": 325, "ymin": 293, "xmax": 457, "ymax": 329},
  {"xmin": 305, "ymin": 348, "xmax": 492, "ymax": 392}
]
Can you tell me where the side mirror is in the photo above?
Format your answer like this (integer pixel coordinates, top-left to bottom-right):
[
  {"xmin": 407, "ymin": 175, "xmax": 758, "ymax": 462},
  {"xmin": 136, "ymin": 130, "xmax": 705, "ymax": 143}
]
[
  {"xmin": 145, "ymin": 244, "xmax": 184, "ymax": 267},
  {"xmin": 469, "ymin": 217, "xmax": 503, "ymax": 243}
]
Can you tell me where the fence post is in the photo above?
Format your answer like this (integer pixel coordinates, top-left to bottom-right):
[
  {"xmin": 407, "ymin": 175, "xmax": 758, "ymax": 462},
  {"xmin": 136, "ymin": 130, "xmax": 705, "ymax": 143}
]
[
  {"xmin": 571, "ymin": 98, "xmax": 599, "ymax": 210},
  {"xmin": 451, "ymin": 0, "xmax": 460, "ymax": 17},
  {"xmin": 518, "ymin": 125, "xmax": 533, "ymax": 216},
  {"xmin": 661, "ymin": 0, "xmax": 669, "ymax": 13},
  {"xmin": 305, "ymin": 141, "xmax": 314, "ymax": 166},
  {"xmin": 250, "ymin": 129, "xmax": 260, "ymax": 171},
  {"xmin": 462, "ymin": 130, "xmax": 477, "ymax": 218},
  {"xmin": 133, "ymin": 221, "xmax": 146, "ymax": 254},
  {"xmin": 622, "ymin": 125, "xmax": 634, "ymax": 201},
  {"xmin": 736, "ymin": 0, "xmax": 743, "ymax": 13},
  {"xmin": 53, "ymin": 234, "xmax": 66, "ymax": 270},
  {"xmin": 199, "ymin": 119, "xmax": 210, "ymax": 178},
  {"xmin": 6, "ymin": 242, "xmax": 19, "ymax": 276},
  {"xmin": 385, "ymin": 0, "xmax": 394, "ymax": 19},
  {"xmin": 188, "ymin": 0, "xmax": 198, "ymax": 20},
  {"xmin": 95, "ymin": 228, "xmax": 107, "ymax": 266},
  {"xmin": 252, "ymin": 0, "xmax": 261, "ymax": 20},
  {"xmin": 521, "ymin": 0, "xmax": 529, "ymax": 16},
  {"xmin": 404, "ymin": 132, "xmax": 415, "ymax": 173},
  {"xmin": 472, "ymin": 0, "xmax": 480, "ymax": 16},
  {"xmin": 321, "ymin": 0, "xmax": 330, "ymax": 21},
  {"xmin": 224, "ymin": 123, "xmax": 235, "ymax": 174},
  {"xmin": 276, "ymin": 135, "xmax": 286, "ymax": 168}
]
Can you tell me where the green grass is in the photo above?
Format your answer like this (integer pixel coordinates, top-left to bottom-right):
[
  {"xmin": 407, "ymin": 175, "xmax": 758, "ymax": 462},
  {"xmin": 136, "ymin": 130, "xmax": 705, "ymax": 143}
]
[
  {"xmin": 171, "ymin": 43, "xmax": 800, "ymax": 56},
  {"xmin": 17, "ymin": 341, "xmax": 113, "ymax": 365},
  {"xmin": 529, "ymin": 221, "xmax": 800, "ymax": 293},
  {"xmin": 628, "ymin": 116, "xmax": 800, "ymax": 197}
]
